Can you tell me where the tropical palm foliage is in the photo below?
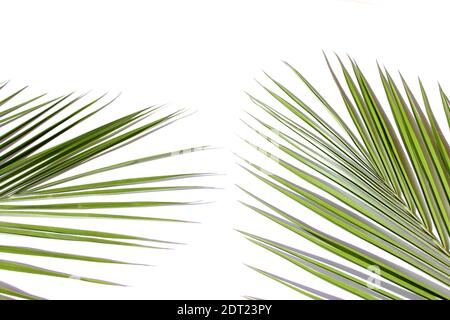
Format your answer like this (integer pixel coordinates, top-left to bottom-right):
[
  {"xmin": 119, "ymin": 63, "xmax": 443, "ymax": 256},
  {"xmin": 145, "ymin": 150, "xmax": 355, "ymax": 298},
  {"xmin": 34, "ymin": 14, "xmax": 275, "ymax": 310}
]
[
  {"xmin": 0, "ymin": 82, "xmax": 207, "ymax": 299},
  {"xmin": 240, "ymin": 55, "xmax": 450, "ymax": 299}
]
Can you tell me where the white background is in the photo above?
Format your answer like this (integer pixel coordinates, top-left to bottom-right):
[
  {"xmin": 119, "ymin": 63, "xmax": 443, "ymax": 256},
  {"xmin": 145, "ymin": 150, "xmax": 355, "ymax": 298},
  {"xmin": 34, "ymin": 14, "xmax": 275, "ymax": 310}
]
[{"xmin": 0, "ymin": 0, "xmax": 449, "ymax": 299}]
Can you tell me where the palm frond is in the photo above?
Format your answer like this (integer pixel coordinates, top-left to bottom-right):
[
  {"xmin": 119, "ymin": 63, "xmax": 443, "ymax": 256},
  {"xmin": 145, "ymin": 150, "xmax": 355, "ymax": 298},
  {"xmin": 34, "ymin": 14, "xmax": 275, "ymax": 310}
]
[
  {"xmin": 241, "ymin": 54, "xmax": 450, "ymax": 300},
  {"xmin": 0, "ymin": 83, "xmax": 208, "ymax": 299}
]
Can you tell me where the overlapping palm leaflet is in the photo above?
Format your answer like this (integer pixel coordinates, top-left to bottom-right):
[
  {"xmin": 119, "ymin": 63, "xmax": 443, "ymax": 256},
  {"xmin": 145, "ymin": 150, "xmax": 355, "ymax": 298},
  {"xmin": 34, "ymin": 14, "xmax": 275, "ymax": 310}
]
[
  {"xmin": 241, "ymin": 55, "xmax": 450, "ymax": 299},
  {"xmin": 0, "ymin": 83, "xmax": 207, "ymax": 299}
]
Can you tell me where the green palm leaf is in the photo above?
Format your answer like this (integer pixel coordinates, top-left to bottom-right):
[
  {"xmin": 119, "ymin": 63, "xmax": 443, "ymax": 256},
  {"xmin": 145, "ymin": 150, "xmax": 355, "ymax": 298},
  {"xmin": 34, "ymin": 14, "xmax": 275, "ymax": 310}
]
[
  {"xmin": 0, "ymin": 83, "xmax": 208, "ymax": 299},
  {"xmin": 241, "ymin": 54, "xmax": 450, "ymax": 300}
]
